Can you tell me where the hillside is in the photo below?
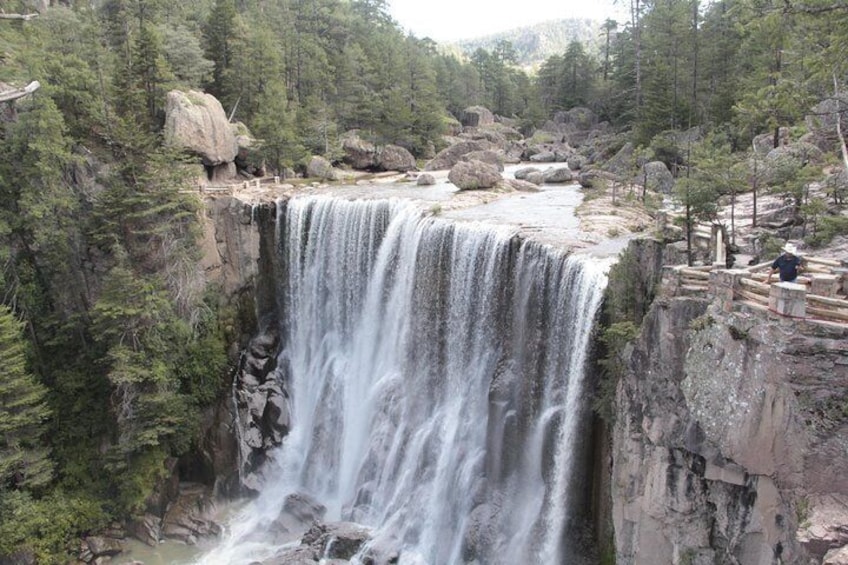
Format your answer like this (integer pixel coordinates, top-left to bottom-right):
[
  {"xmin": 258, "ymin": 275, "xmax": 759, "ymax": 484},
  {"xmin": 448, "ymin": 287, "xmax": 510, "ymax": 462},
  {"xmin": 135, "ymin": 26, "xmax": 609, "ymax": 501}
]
[{"xmin": 448, "ymin": 18, "xmax": 604, "ymax": 70}]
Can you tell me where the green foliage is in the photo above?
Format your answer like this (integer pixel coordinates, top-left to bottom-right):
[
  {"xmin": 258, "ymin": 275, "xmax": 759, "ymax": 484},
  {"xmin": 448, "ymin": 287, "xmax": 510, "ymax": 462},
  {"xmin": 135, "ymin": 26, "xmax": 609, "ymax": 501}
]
[
  {"xmin": 805, "ymin": 214, "xmax": 848, "ymax": 248},
  {"xmin": 594, "ymin": 321, "xmax": 640, "ymax": 424},
  {"xmin": 0, "ymin": 306, "xmax": 53, "ymax": 491},
  {"xmin": 0, "ymin": 490, "xmax": 106, "ymax": 564}
]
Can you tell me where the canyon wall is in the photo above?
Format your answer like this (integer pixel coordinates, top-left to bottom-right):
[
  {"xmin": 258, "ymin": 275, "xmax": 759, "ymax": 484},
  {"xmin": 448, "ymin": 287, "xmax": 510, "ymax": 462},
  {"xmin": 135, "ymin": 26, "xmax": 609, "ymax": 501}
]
[{"xmin": 611, "ymin": 271, "xmax": 848, "ymax": 564}]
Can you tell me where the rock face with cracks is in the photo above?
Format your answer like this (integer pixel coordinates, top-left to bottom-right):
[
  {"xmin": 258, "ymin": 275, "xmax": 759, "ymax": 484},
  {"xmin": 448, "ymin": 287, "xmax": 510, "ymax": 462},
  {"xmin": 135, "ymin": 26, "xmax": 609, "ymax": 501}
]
[{"xmin": 613, "ymin": 293, "xmax": 848, "ymax": 564}]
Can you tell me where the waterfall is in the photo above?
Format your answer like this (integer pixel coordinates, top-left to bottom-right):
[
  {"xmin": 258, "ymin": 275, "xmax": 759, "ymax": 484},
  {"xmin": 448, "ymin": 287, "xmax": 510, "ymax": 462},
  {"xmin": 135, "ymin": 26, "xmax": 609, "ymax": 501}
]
[{"xmin": 199, "ymin": 195, "xmax": 608, "ymax": 565}]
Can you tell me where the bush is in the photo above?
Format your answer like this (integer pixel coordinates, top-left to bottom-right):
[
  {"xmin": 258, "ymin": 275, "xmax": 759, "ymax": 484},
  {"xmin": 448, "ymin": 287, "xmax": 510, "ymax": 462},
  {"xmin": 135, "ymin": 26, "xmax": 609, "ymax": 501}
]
[
  {"xmin": 805, "ymin": 214, "xmax": 848, "ymax": 247},
  {"xmin": 0, "ymin": 490, "xmax": 106, "ymax": 564}
]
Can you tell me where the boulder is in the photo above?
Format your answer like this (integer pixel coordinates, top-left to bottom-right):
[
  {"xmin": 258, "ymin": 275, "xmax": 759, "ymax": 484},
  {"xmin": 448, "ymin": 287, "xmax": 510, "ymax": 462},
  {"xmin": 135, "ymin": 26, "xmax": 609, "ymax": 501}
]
[
  {"xmin": 797, "ymin": 495, "xmax": 848, "ymax": 561},
  {"xmin": 306, "ymin": 155, "xmax": 340, "ymax": 181},
  {"xmin": 753, "ymin": 127, "xmax": 791, "ymax": 155},
  {"xmin": 302, "ymin": 522, "xmax": 371, "ymax": 560},
  {"xmin": 567, "ymin": 154, "xmax": 586, "ymax": 170},
  {"xmin": 525, "ymin": 171, "xmax": 545, "ymax": 185},
  {"xmin": 342, "ymin": 134, "xmax": 377, "ymax": 170},
  {"xmin": 84, "ymin": 536, "xmax": 123, "ymax": 559},
  {"xmin": 642, "ymin": 160, "xmax": 675, "ymax": 194},
  {"xmin": 270, "ymin": 492, "xmax": 327, "ymax": 538},
  {"xmin": 416, "ymin": 173, "xmax": 437, "ymax": 186},
  {"xmin": 424, "ymin": 140, "xmax": 489, "ymax": 171},
  {"xmin": 164, "ymin": 90, "xmax": 237, "ymax": 166},
  {"xmin": 529, "ymin": 151, "xmax": 557, "ymax": 163},
  {"xmin": 460, "ymin": 105, "xmax": 495, "ymax": 127},
  {"xmin": 378, "ymin": 144, "xmax": 416, "ymax": 172},
  {"xmin": 500, "ymin": 178, "xmax": 540, "ymax": 192},
  {"xmin": 514, "ymin": 166, "xmax": 540, "ymax": 180},
  {"xmin": 824, "ymin": 545, "xmax": 848, "ymax": 565},
  {"xmin": 448, "ymin": 160, "xmax": 502, "ymax": 190},
  {"xmin": 603, "ymin": 142, "xmax": 635, "ymax": 176},
  {"xmin": 542, "ymin": 167, "xmax": 574, "ymax": 184},
  {"xmin": 460, "ymin": 149, "xmax": 504, "ymax": 171},
  {"xmin": 160, "ymin": 483, "xmax": 222, "ymax": 545},
  {"xmin": 127, "ymin": 513, "xmax": 160, "ymax": 546}
]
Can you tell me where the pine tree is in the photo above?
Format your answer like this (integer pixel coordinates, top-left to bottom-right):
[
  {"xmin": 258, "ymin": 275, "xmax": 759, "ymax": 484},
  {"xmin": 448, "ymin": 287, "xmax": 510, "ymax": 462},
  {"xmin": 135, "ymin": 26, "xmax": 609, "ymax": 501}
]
[{"xmin": 0, "ymin": 306, "xmax": 53, "ymax": 491}]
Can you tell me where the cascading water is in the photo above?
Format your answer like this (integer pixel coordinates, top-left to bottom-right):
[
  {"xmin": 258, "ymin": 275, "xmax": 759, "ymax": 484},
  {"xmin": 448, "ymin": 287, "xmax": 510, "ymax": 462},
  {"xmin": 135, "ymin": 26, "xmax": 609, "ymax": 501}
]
[{"xmin": 198, "ymin": 195, "xmax": 608, "ymax": 565}]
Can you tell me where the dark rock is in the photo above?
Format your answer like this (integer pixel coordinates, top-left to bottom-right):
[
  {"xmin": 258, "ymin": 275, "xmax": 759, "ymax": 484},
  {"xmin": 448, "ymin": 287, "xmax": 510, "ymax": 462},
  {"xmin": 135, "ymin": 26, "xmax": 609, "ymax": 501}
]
[
  {"xmin": 161, "ymin": 483, "xmax": 222, "ymax": 544},
  {"xmin": 447, "ymin": 160, "xmax": 502, "ymax": 190},
  {"xmin": 128, "ymin": 513, "xmax": 161, "ymax": 546},
  {"xmin": 302, "ymin": 522, "xmax": 371, "ymax": 560},
  {"xmin": 85, "ymin": 536, "xmax": 123, "ymax": 558}
]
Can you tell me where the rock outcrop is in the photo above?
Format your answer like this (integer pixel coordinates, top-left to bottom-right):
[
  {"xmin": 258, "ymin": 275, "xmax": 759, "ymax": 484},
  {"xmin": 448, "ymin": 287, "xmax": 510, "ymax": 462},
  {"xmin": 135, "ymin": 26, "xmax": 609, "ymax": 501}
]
[
  {"xmin": 612, "ymin": 290, "xmax": 848, "ymax": 564},
  {"xmin": 448, "ymin": 160, "xmax": 502, "ymax": 190},
  {"xmin": 642, "ymin": 161, "xmax": 674, "ymax": 194},
  {"xmin": 164, "ymin": 90, "xmax": 237, "ymax": 166},
  {"xmin": 425, "ymin": 140, "xmax": 490, "ymax": 171}
]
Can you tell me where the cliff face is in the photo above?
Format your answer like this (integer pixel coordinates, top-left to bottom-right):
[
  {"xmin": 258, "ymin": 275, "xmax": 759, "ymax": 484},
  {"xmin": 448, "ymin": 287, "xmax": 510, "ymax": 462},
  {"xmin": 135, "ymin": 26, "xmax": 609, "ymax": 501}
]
[{"xmin": 612, "ymin": 293, "xmax": 848, "ymax": 564}]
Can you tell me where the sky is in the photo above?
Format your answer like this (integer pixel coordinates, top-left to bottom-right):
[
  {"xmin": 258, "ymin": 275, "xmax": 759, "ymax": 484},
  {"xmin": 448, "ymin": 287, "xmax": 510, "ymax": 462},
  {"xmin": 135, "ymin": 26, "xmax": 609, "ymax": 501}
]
[{"xmin": 388, "ymin": 0, "xmax": 629, "ymax": 43}]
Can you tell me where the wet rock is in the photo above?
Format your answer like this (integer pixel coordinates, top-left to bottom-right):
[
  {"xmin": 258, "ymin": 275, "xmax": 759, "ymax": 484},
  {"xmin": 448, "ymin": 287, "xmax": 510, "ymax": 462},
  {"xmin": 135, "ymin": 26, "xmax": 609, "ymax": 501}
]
[
  {"xmin": 302, "ymin": 522, "xmax": 372, "ymax": 560},
  {"xmin": 161, "ymin": 483, "xmax": 222, "ymax": 545},
  {"xmin": 127, "ymin": 513, "xmax": 161, "ymax": 546},
  {"xmin": 84, "ymin": 536, "xmax": 123, "ymax": 559},
  {"xmin": 448, "ymin": 160, "xmax": 502, "ymax": 190},
  {"xmin": 270, "ymin": 492, "xmax": 327, "ymax": 538},
  {"xmin": 500, "ymin": 178, "xmax": 540, "ymax": 192}
]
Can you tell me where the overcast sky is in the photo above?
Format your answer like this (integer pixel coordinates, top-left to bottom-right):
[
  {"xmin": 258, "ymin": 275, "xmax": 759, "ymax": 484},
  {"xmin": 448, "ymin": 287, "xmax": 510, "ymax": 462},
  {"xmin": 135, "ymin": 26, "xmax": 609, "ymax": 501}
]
[{"xmin": 388, "ymin": 0, "xmax": 629, "ymax": 42}]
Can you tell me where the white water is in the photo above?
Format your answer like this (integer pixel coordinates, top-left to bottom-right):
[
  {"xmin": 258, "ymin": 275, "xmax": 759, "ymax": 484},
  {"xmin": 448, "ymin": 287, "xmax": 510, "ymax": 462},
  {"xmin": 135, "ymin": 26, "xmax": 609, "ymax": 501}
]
[{"xmin": 197, "ymin": 195, "xmax": 608, "ymax": 565}]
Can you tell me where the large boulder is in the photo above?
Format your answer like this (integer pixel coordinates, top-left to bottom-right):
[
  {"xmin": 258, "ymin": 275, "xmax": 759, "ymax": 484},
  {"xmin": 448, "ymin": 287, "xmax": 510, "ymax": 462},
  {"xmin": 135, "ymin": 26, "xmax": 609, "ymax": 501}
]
[
  {"xmin": 448, "ymin": 160, "xmax": 502, "ymax": 190},
  {"xmin": 342, "ymin": 133, "xmax": 377, "ymax": 170},
  {"xmin": 424, "ymin": 140, "xmax": 489, "ymax": 171},
  {"xmin": 542, "ymin": 167, "xmax": 574, "ymax": 184},
  {"xmin": 302, "ymin": 522, "xmax": 372, "ymax": 560},
  {"xmin": 753, "ymin": 127, "xmax": 791, "ymax": 155},
  {"xmin": 164, "ymin": 90, "xmax": 238, "ymax": 166},
  {"xmin": 378, "ymin": 144, "xmax": 417, "ymax": 172},
  {"xmin": 460, "ymin": 105, "xmax": 495, "ymax": 128},
  {"xmin": 642, "ymin": 160, "xmax": 675, "ymax": 194},
  {"xmin": 306, "ymin": 155, "xmax": 341, "ymax": 181},
  {"xmin": 160, "ymin": 484, "xmax": 222, "ymax": 545},
  {"xmin": 460, "ymin": 149, "xmax": 504, "ymax": 171},
  {"xmin": 603, "ymin": 142, "xmax": 636, "ymax": 176}
]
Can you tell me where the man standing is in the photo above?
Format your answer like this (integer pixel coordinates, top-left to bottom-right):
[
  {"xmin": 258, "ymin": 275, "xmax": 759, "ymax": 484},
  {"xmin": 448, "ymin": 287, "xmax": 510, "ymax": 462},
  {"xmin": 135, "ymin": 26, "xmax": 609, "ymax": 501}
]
[{"xmin": 768, "ymin": 242, "xmax": 804, "ymax": 283}]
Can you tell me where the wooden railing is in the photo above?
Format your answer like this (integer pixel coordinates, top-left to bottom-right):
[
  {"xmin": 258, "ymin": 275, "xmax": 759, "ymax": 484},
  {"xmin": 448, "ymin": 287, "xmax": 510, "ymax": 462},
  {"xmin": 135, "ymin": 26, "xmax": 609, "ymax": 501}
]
[{"xmin": 663, "ymin": 257, "xmax": 848, "ymax": 328}]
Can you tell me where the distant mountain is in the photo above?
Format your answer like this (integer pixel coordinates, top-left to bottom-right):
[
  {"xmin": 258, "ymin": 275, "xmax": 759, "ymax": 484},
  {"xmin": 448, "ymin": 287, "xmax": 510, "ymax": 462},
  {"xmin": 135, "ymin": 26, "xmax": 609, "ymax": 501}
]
[{"xmin": 447, "ymin": 19, "xmax": 605, "ymax": 71}]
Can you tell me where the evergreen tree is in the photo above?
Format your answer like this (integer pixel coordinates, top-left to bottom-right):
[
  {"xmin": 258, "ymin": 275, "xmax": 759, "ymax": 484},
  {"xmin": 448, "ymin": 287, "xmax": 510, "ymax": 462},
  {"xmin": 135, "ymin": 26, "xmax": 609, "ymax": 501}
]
[{"xmin": 0, "ymin": 306, "xmax": 53, "ymax": 491}]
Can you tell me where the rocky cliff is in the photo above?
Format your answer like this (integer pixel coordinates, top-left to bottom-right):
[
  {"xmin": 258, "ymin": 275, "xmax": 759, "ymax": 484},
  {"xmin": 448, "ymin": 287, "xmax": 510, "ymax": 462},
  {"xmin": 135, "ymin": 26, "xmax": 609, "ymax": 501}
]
[{"xmin": 611, "ymin": 268, "xmax": 848, "ymax": 564}]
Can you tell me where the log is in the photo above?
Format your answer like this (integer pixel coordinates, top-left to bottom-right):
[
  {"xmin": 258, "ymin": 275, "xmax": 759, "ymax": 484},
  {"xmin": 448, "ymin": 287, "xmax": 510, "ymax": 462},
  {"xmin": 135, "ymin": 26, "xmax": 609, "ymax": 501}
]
[
  {"xmin": 0, "ymin": 13, "xmax": 39, "ymax": 21},
  {"xmin": 746, "ymin": 261, "xmax": 773, "ymax": 272},
  {"xmin": 807, "ymin": 293, "xmax": 848, "ymax": 309},
  {"xmin": 0, "ymin": 80, "xmax": 40, "ymax": 103},
  {"xmin": 736, "ymin": 288, "xmax": 769, "ymax": 304},
  {"xmin": 805, "ymin": 256, "xmax": 842, "ymax": 268},
  {"xmin": 680, "ymin": 268, "xmax": 711, "ymax": 280},
  {"xmin": 807, "ymin": 305, "xmax": 848, "ymax": 323},
  {"xmin": 739, "ymin": 278, "xmax": 770, "ymax": 294}
]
